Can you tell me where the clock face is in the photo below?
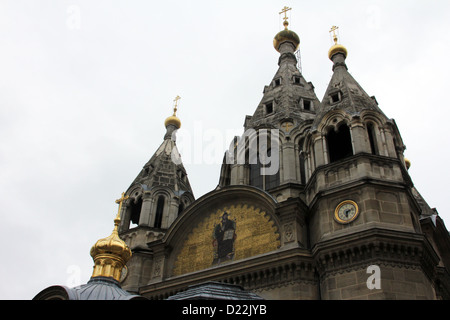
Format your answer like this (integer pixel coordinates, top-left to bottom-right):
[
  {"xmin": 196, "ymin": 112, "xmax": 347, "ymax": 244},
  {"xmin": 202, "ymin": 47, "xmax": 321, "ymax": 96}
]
[{"xmin": 334, "ymin": 200, "xmax": 359, "ymax": 224}]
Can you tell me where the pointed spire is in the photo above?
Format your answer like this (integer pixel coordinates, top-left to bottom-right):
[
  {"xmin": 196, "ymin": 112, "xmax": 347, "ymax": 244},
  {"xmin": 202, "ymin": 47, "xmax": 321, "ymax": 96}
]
[{"xmin": 312, "ymin": 27, "xmax": 385, "ymax": 128}]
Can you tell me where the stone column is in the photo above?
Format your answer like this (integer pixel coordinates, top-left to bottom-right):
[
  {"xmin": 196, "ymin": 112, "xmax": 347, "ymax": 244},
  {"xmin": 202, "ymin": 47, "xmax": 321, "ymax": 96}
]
[
  {"xmin": 281, "ymin": 141, "xmax": 295, "ymax": 183},
  {"xmin": 138, "ymin": 192, "xmax": 153, "ymax": 227}
]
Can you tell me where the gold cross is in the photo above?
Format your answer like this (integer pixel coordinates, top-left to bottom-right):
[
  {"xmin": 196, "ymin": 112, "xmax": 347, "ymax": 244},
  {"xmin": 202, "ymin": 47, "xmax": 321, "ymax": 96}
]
[
  {"xmin": 279, "ymin": 6, "xmax": 292, "ymax": 22},
  {"xmin": 173, "ymin": 95, "xmax": 181, "ymax": 116},
  {"xmin": 115, "ymin": 192, "xmax": 129, "ymax": 219},
  {"xmin": 330, "ymin": 26, "xmax": 339, "ymax": 45},
  {"xmin": 281, "ymin": 122, "xmax": 293, "ymax": 132}
]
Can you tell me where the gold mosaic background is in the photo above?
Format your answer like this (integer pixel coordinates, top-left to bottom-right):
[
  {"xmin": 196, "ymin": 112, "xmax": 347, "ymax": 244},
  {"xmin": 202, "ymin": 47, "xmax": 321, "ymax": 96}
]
[{"xmin": 172, "ymin": 204, "xmax": 280, "ymax": 276}]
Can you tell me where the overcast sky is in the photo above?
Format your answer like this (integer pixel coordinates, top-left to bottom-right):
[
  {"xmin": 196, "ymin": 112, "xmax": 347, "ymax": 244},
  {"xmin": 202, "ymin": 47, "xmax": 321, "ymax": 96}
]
[{"xmin": 1, "ymin": 1, "xmax": 449, "ymax": 299}]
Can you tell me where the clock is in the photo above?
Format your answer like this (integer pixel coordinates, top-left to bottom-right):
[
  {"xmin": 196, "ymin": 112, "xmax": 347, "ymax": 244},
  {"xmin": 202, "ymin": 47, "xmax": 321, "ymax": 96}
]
[{"xmin": 334, "ymin": 200, "xmax": 359, "ymax": 224}]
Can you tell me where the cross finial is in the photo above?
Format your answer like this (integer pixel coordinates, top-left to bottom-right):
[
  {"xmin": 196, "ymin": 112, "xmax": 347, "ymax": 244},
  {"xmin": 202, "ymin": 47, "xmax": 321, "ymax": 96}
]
[
  {"xmin": 115, "ymin": 192, "xmax": 129, "ymax": 221},
  {"xmin": 279, "ymin": 6, "xmax": 291, "ymax": 21},
  {"xmin": 330, "ymin": 26, "xmax": 339, "ymax": 45},
  {"xmin": 279, "ymin": 6, "xmax": 292, "ymax": 29},
  {"xmin": 173, "ymin": 95, "xmax": 181, "ymax": 116}
]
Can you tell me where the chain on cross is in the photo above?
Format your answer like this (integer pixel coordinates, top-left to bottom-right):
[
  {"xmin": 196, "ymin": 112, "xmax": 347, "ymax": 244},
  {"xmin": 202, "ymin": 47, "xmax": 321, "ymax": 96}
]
[
  {"xmin": 330, "ymin": 26, "xmax": 339, "ymax": 45},
  {"xmin": 173, "ymin": 95, "xmax": 181, "ymax": 116}
]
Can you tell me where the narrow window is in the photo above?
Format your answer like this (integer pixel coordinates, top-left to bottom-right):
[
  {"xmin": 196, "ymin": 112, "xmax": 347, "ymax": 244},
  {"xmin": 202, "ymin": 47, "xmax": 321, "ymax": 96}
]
[
  {"xmin": 265, "ymin": 102, "xmax": 273, "ymax": 115},
  {"xmin": 294, "ymin": 76, "xmax": 301, "ymax": 84},
  {"xmin": 327, "ymin": 124, "xmax": 353, "ymax": 163},
  {"xmin": 264, "ymin": 149, "xmax": 280, "ymax": 190},
  {"xmin": 177, "ymin": 202, "xmax": 184, "ymax": 216},
  {"xmin": 249, "ymin": 161, "xmax": 263, "ymax": 189},
  {"xmin": 154, "ymin": 196, "xmax": 165, "ymax": 228},
  {"xmin": 331, "ymin": 93, "xmax": 340, "ymax": 103},
  {"xmin": 299, "ymin": 139, "xmax": 306, "ymax": 184},
  {"xmin": 129, "ymin": 198, "xmax": 142, "ymax": 228},
  {"xmin": 249, "ymin": 149, "xmax": 279, "ymax": 190},
  {"xmin": 367, "ymin": 123, "xmax": 378, "ymax": 155},
  {"xmin": 274, "ymin": 79, "xmax": 281, "ymax": 86},
  {"xmin": 303, "ymin": 100, "xmax": 311, "ymax": 111}
]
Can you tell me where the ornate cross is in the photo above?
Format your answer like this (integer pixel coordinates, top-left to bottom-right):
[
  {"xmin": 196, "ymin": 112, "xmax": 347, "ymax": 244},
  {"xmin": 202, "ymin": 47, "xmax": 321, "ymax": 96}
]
[
  {"xmin": 115, "ymin": 192, "xmax": 129, "ymax": 219},
  {"xmin": 281, "ymin": 122, "xmax": 293, "ymax": 133},
  {"xmin": 279, "ymin": 6, "xmax": 292, "ymax": 22},
  {"xmin": 173, "ymin": 95, "xmax": 181, "ymax": 116},
  {"xmin": 330, "ymin": 26, "xmax": 339, "ymax": 45}
]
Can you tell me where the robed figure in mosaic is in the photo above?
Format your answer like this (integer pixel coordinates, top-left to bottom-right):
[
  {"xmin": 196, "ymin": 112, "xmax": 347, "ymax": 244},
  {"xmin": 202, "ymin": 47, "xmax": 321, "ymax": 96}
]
[{"xmin": 212, "ymin": 212, "xmax": 236, "ymax": 265}]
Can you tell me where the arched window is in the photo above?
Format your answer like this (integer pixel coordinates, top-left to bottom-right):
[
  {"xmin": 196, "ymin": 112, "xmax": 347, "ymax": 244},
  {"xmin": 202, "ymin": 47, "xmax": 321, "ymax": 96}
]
[
  {"xmin": 154, "ymin": 196, "xmax": 165, "ymax": 228},
  {"xmin": 249, "ymin": 148, "xmax": 279, "ymax": 190},
  {"xmin": 298, "ymin": 138, "xmax": 306, "ymax": 184},
  {"xmin": 327, "ymin": 124, "xmax": 353, "ymax": 163},
  {"xmin": 129, "ymin": 198, "xmax": 142, "ymax": 228},
  {"xmin": 367, "ymin": 123, "xmax": 378, "ymax": 155}
]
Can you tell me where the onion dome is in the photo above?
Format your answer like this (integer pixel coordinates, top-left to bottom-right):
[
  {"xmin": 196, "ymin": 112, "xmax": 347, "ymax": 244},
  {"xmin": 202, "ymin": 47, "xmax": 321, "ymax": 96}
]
[
  {"xmin": 405, "ymin": 158, "xmax": 411, "ymax": 170},
  {"xmin": 328, "ymin": 25, "xmax": 348, "ymax": 60},
  {"xmin": 273, "ymin": 20, "xmax": 300, "ymax": 52},
  {"xmin": 164, "ymin": 95, "xmax": 182, "ymax": 129},
  {"xmin": 90, "ymin": 193, "xmax": 132, "ymax": 282}
]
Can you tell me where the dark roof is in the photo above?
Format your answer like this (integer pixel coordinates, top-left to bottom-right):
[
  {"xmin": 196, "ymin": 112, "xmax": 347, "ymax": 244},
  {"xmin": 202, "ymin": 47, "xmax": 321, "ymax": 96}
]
[
  {"xmin": 167, "ymin": 281, "xmax": 264, "ymax": 300},
  {"xmin": 33, "ymin": 277, "xmax": 146, "ymax": 300}
]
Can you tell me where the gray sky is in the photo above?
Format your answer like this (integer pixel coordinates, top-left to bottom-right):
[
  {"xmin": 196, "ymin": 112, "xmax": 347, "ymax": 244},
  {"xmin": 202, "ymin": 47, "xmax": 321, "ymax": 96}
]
[{"xmin": 1, "ymin": 1, "xmax": 449, "ymax": 299}]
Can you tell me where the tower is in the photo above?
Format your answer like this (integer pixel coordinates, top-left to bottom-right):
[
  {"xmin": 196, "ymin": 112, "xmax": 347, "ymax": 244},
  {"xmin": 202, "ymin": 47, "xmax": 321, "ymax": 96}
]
[
  {"xmin": 118, "ymin": 97, "xmax": 195, "ymax": 293},
  {"xmin": 302, "ymin": 27, "xmax": 446, "ymax": 299}
]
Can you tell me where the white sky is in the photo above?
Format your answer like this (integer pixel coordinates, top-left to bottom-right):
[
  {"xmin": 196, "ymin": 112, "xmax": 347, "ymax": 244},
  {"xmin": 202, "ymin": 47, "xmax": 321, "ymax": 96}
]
[{"xmin": 1, "ymin": 1, "xmax": 449, "ymax": 299}]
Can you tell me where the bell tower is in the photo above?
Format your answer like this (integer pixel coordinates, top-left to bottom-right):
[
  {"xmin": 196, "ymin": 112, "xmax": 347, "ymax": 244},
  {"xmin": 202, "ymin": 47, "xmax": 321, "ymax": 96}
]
[
  {"xmin": 304, "ymin": 27, "xmax": 441, "ymax": 299},
  {"xmin": 118, "ymin": 97, "xmax": 195, "ymax": 293}
]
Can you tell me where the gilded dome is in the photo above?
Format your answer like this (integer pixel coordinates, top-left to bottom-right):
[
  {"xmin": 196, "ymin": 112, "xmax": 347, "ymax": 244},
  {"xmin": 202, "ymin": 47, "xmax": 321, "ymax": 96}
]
[
  {"xmin": 164, "ymin": 115, "xmax": 181, "ymax": 129},
  {"xmin": 273, "ymin": 21, "xmax": 300, "ymax": 52},
  {"xmin": 89, "ymin": 208, "xmax": 132, "ymax": 282},
  {"xmin": 328, "ymin": 43, "xmax": 348, "ymax": 60},
  {"xmin": 90, "ymin": 216, "xmax": 131, "ymax": 263}
]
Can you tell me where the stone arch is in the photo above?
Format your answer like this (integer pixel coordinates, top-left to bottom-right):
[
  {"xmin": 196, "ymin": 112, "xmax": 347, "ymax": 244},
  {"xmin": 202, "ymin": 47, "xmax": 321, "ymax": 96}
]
[{"xmin": 159, "ymin": 186, "xmax": 280, "ymax": 278}]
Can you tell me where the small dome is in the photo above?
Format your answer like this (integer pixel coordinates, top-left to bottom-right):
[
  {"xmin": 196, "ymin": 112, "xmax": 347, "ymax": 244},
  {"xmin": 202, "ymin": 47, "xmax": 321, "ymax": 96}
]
[
  {"xmin": 89, "ymin": 211, "xmax": 132, "ymax": 282},
  {"xmin": 328, "ymin": 43, "xmax": 348, "ymax": 60},
  {"xmin": 405, "ymin": 158, "xmax": 411, "ymax": 170},
  {"xmin": 273, "ymin": 21, "xmax": 300, "ymax": 52},
  {"xmin": 164, "ymin": 115, "xmax": 181, "ymax": 129},
  {"xmin": 90, "ymin": 217, "xmax": 131, "ymax": 263}
]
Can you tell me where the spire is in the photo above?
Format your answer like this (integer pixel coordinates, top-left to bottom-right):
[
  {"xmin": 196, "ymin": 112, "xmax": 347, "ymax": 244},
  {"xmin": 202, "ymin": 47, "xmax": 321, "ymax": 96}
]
[
  {"xmin": 312, "ymin": 26, "xmax": 386, "ymax": 128},
  {"xmin": 246, "ymin": 8, "xmax": 318, "ymax": 128},
  {"xmin": 90, "ymin": 192, "xmax": 132, "ymax": 282}
]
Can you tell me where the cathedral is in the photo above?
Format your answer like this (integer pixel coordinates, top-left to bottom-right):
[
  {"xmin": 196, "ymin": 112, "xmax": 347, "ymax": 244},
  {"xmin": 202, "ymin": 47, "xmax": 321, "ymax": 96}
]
[{"xmin": 35, "ymin": 9, "xmax": 450, "ymax": 300}]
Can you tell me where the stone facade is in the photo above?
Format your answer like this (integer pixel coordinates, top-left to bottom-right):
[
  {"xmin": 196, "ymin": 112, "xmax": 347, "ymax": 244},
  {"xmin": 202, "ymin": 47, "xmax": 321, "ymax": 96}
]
[{"xmin": 117, "ymin": 24, "xmax": 450, "ymax": 300}]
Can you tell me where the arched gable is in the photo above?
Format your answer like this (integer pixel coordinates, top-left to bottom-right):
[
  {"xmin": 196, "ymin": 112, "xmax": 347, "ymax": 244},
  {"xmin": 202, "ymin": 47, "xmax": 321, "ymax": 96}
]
[{"xmin": 161, "ymin": 186, "xmax": 280, "ymax": 277}]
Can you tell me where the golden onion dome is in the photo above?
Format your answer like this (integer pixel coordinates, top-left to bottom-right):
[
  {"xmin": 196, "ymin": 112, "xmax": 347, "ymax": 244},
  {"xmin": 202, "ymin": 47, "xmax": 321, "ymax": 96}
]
[
  {"xmin": 405, "ymin": 158, "xmax": 411, "ymax": 170},
  {"xmin": 164, "ymin": 95, "xmax": 182, "ymax": 129},
  {"xmin": 273, "ymin": 21, "xmax": 300, "ymax": 52},
  {"xmin": 328, "ymin": 26, "xmax": 348, "ymax": 60},
  {"xmin": 328, "ymin": 43, "xmax": 348, "ymax": 60},
  {"xmin": 164, "ymin": 115, "xmax": 181, "ymax": 129},
  {"xmin": 90, "ymin": 216, "xmax": 131, "ymax": 263},
  {"xmin": 90, "ymin": 193, "xmax": 132, "ymax": 282}
]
